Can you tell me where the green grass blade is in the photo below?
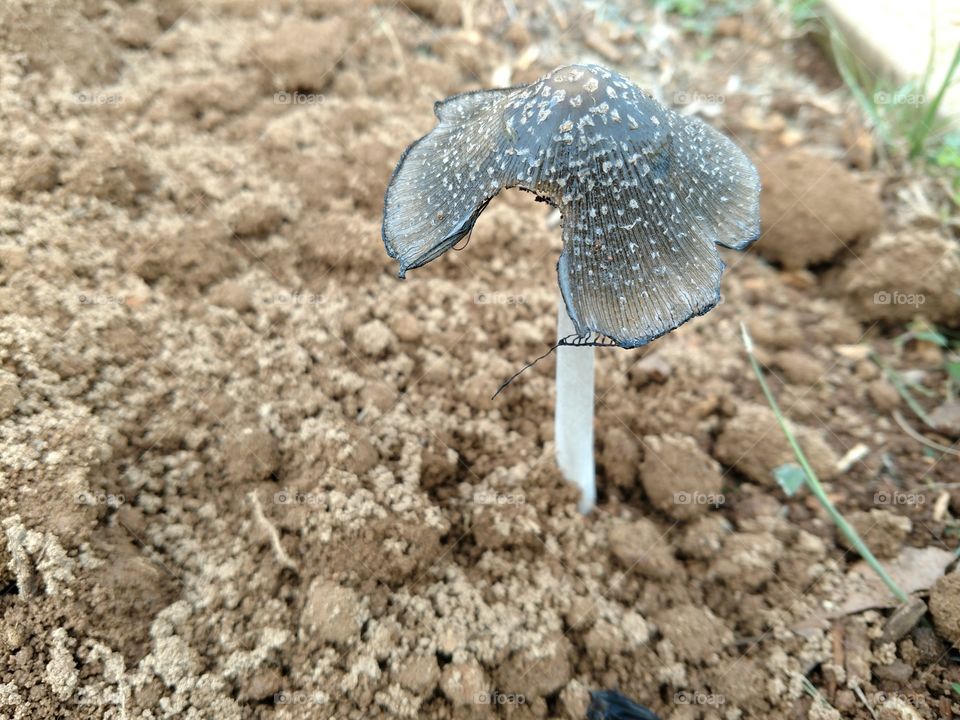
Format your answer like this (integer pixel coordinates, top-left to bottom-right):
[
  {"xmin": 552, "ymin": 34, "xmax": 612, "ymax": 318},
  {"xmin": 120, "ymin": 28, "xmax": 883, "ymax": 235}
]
[
  {"xmin": 741, "ymin": 324, "xmax": 908, "ymax": 603},
  {"xmin": 871, "ymin": 351, "xmax": 937, "ymax": 428}
]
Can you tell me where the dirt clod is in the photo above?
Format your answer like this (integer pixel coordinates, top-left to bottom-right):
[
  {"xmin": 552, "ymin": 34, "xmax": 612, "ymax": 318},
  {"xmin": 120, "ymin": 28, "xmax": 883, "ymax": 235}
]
[
  {"xmin": 440, "ymin": 659, "xmax": 487, "ymax": 706},
  {"xmin": 834, "ymin": 231, "xmax": 960, "ymax": 324},
  {"xmin": 639, "ymin": 434, "xmax": 724, "ymax": 520},
  {"xmin": 929, "ymin": 572, "xmax": 960, "ymax": 647},
  {"xmin": 301, "ymin": 579, "xmax": 362, "ymax": 644},
  {"xmin": 929, "ymin": 401, "xmax": 960, "ymax": 438},
  {"xmin": 224, "ymin": 427, "xmax": 280, "ymax": 484},
  {"xmin": 757, "ymin": 150, "xmax": 881, "ymax": 269},
  {"xmin": 714, "ymin": 403, "xmax": 839, "ymax": 486},
  {"xmin": 608, "ymin": 518, "xmax": 680, "ymax": 579},
  {"xmin": 656, "ymin": 603, "xmax": 732, "ymax": 663},
  {"xmin": 0, "ymin": 371, "xmax": 21, "ymax": 419},
  {"xmin": 256, "ymin": 16, "xmax": 350, "ymax": 91}
]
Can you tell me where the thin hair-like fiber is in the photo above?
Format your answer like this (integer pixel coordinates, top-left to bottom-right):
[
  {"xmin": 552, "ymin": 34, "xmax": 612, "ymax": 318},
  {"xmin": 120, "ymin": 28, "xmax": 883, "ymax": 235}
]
[{"xmin": 491, "ymin": 332, "xmax": 624, "ymax": 399}]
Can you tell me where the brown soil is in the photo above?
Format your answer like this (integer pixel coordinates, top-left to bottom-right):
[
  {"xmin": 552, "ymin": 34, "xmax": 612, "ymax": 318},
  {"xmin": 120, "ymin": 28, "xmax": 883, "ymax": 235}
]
[{"xmin": 1, "ymin": 2, "xmax": 958, "ymax": 719}]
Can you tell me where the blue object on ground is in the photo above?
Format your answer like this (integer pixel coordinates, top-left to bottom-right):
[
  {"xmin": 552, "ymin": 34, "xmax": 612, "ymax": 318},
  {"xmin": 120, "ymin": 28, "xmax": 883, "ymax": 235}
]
[{"xmin": 586, "ymin": 690, "xmax": 662, "ymax": 720}]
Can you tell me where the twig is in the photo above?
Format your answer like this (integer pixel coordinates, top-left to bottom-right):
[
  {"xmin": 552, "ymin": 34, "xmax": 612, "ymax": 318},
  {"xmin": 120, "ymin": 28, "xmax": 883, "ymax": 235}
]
[
  {"xmin": 248, "ymin": 491, "xmax": 298, "ymax": 573},
  {"xmin": 892, "ymin": 410, "xmax": 960, "ymax": 457}
]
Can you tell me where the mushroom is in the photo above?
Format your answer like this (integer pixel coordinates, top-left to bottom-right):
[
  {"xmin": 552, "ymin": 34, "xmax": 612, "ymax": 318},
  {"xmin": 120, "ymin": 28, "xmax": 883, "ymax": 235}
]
[{"xmin": 382, "ymin": 64, "xmax": 760, "ymax": 512}]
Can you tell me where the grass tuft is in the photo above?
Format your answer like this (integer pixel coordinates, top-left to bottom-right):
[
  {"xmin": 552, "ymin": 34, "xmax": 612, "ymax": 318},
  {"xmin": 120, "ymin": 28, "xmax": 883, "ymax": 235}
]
[{"xmin": 787, "ymin": 0, "xmax": 960, "ymax": 201}]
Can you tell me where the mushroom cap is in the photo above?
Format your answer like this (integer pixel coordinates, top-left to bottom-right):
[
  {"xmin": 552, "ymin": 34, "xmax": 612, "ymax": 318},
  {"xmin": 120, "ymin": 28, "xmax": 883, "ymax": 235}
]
[{"xmin": 382, "ymin": 64, "xmax": 760, "ymax": 348}]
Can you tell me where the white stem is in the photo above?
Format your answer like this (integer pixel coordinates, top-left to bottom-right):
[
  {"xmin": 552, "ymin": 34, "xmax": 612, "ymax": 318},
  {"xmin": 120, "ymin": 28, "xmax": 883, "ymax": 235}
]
[{"xmin": 555, "ymin": 300, "xmax": 596, "ymax": 513}]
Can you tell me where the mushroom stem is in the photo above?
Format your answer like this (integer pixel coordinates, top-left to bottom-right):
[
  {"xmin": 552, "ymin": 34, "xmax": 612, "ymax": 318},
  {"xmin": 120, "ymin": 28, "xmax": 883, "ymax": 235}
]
[{"xmin": 555, "ymin": 299, "xmax": 596, "ymax": 513}]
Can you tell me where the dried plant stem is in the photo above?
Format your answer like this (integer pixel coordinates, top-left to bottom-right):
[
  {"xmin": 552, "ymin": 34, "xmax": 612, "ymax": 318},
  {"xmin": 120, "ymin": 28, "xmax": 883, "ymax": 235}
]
[{"xmin": 248, "ymin": 491, "xmax": 299, "ymax": 573}]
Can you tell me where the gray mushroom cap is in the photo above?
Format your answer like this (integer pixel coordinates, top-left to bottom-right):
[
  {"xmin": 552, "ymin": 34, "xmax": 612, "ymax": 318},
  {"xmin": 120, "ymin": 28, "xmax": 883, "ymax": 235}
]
[{"xmin": 382, "ymin": 63, "xmax": 760, "ymax": 349}]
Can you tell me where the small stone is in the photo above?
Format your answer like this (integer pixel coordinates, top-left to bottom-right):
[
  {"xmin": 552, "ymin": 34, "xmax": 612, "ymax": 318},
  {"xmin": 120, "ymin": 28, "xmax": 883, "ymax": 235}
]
[
  {"xmin": 0, "ymin": 245, "xmax": 27, "ymax": 275},
  {"xmin": 707, "ymin": 658, "xmax": 768, "ymax": 711},
  {"xmin": 879, "ymin": 597, "xmax": 927, "ymax": 645},
  {"xmin": 639, "ymin": 434, "xmax": 724, "ymax": 520},
  {"xmin": 301, "ymin": 580, "xmax": 361, "ymax": 644},
  {"xmin": 910, "ymin": 624, "xmax": 944, "ymax": 664},
  {"xmin": 872, "ymin": 660, "xmax": 912, "ymax": 684},
  {"xmin": 773, "ymin": 350, "xmax": 825, "ymax": 386},
  {"xmin": 929, "ymin": 402, "xmax": 960, "ymax": 438},
  {"xmin": 867, "ymin": 378, "xmax": 901, "ymax": 412},
  {"xmin": 627, "ymin": 353, "xmax": 672, "ymax": 385}
]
